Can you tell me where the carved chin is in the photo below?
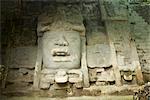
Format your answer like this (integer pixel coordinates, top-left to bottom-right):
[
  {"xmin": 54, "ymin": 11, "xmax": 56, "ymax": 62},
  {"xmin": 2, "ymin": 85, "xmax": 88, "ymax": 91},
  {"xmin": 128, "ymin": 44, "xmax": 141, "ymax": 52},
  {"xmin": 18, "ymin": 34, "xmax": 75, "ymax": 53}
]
[{"xmin": 52, "ymin": 56, "xmax": 72, "ymax": 62}]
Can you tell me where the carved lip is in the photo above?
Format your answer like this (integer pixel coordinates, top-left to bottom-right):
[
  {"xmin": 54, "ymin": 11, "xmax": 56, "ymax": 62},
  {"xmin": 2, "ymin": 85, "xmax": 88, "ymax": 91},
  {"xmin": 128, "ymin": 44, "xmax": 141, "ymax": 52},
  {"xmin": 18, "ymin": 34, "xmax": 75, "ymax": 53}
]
[
  {"xmin": 51, "ymin": 48, "xmax": 71, "ymax": 62},
  {"xmin": 51, "ymin": 48, "xmax": 70, "ymax": 57}
]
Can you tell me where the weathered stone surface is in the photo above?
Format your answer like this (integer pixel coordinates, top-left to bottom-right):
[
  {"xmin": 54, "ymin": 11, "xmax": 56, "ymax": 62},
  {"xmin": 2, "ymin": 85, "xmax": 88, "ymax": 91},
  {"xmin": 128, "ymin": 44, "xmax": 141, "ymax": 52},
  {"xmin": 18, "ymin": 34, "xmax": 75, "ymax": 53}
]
[
  {"xmin": 39, "ymin": 81, "xmax": 50, "ymax": 89},
  {"xmin": 87, "ymin": 30, "xmax": 109, "ymax": 45},
  {"xmin": 87, "ymin": 44, "xmax": 111, "ymax": 68},
  {"xmin": 35, "ymin": 4, "xmax": 87, "ymax": 90},
  {"xmin": 7, "ymin": 69, "xmax": 33, "ymax": 83},
  {"xmin": 38, "ymin": 5, "xmax": 85, "ymax": 70},
  {"xmin": 81, "ymin": 37, "xmax": 90, "ymax": 88},
  {"xmin": 0, "ymin": 65, "xmax": 8, "ymax": 88},
  {"xmin": 50, "ymin": 83, "xmax": 71, "ymax": 90},
  {"xmin": 120, "ymin": 71, "xmax": 137, "ymax": 85},
  {"xmin": 0, "ymin": 65, "xmax": 5, "ymax": 81},
  {"xmin": 89, "ymin": 67, "xmax": 115, "ymax": 83},
  {"xmin": 74, "ymin": 82, "xmax": 83, "ymax": 88},
  {"xmin": 99, "ymin": 0, "xmax": 128, "ymax": 20},
  {"xmin": 55, "ymin": 70, "xmax": 68, "ymax": 83},
  {"xmin": 41, "ymin": 69, "xmax": 56, "ymax": 74},
  {"xmin": 3, "ymin": 81, "xmax": 33, "ymax": 94},
  {"xmin": 37, "ymin": 5, "xmax": 85, "ymax": 36},
  {"xmin": 33, "ymin": 38, "xmax": 43, "ymax": 89},
  {"xmin": 96, "ymin": 68, "xmax": 105, "ymax": 72},
  {"xmin": 143, "ymin": 73, "xmax": 150, "ymax": 83},
  {"xmin": 97, "ymin": 70, "xmax": 115, "ymax": 82},
  {"xmin": 40, "ymin": 74, "xmax": 55, "ymax": 84},
  {"xmin": 42, "ymin": 31, "xmax": 81, "ymax": 69},
  {"xmin": 89, "ymin": 68, "xmax": 97, "ymax": 82},
  {"xmin": 123, "ymin": 74, "xmax": 133, "ymax": 81},
  {"xmin": 95, "ymin": 81, "xmax": 106, "ymax": 86},
  {"xmin": 6, "ymin": 47, "xmax": 37, "ymax": 69},
  {"xmin": 1, "ymin": 0, "xmax": 150, "ymax": 97},
  {"xmin": 68, "ymin": 69, "xmax": 82, "ymax": 83},
  {"xmin": 19, "ymin": 68, "xmax": 29, "ymax": 75}
]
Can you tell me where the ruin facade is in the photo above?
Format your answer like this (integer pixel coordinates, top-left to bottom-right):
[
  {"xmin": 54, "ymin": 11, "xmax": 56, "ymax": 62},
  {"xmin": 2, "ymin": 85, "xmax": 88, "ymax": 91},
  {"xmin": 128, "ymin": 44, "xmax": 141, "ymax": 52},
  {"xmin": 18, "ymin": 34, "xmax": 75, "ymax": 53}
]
[{"xmin": 0, "ymin": 0, "xmax": 150, "ymax": 98}]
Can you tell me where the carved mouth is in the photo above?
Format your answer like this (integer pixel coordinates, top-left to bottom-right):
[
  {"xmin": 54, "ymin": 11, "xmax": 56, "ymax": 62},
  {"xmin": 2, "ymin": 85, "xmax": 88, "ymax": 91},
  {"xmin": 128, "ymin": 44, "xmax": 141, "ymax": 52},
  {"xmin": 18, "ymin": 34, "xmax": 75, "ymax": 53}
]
[
  {"xmin": 51, "ymin": 48, "xmax": 70, "ymax": 56},
  {"xmin": 51, "ymin": 48, "xmax": 71, "ymax": 62}
]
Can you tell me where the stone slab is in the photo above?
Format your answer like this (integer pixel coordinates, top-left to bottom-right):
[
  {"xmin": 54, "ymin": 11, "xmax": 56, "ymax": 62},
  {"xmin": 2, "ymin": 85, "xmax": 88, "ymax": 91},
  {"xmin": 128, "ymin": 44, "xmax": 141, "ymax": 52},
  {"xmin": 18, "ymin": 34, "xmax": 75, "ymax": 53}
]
[
  {"xmin": 87, "ymin": 44, "xmax": 111, "ymax": 68},
  {"xmin": 7, "ymin": 69, "xmax": 33, "ymax": 83},
  {"xmin": 6, "ymin": 46, "xmax": 37, "ymax": 69}
]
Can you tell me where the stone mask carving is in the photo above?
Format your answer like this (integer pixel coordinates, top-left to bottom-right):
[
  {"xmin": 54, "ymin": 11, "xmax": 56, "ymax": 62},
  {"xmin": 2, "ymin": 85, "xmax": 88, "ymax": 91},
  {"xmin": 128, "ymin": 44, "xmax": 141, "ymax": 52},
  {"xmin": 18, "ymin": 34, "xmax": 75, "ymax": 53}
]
[{"xmin": 42, "ymin": 31, "xmax": 81, "ymax": 69}]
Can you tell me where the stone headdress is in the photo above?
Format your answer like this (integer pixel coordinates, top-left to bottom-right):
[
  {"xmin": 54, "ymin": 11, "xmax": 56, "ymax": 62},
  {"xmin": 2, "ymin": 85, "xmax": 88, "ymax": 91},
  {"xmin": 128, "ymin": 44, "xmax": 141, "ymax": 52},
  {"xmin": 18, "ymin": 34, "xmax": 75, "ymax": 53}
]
[{"xmin": 37, "ymin": 4, "xmax": 85, "ymax": 37}]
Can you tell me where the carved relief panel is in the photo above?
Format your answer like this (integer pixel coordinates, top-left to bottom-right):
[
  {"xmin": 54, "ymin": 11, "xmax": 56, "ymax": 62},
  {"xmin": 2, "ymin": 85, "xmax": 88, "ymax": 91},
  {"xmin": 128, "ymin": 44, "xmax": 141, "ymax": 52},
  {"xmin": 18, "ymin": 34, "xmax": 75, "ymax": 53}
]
[{"xmin": 34, "ymin": 5, "xmax": 88, "ymax": 90}]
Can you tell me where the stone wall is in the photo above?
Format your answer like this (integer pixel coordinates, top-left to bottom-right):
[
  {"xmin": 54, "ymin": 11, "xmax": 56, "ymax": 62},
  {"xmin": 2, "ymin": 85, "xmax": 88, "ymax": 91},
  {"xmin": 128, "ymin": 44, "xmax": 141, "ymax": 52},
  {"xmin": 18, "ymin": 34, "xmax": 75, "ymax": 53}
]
[{"xmin": 1, "ymin": 0, "xmax": 150, "ymax": 96}]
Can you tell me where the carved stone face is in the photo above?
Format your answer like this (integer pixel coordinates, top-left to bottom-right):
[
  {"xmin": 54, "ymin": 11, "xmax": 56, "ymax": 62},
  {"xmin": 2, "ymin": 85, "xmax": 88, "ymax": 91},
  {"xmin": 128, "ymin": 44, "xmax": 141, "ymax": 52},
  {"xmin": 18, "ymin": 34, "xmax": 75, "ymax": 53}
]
[{"xmin": 42, "ymin": 31, "xmax": 81, "ymax": 69}]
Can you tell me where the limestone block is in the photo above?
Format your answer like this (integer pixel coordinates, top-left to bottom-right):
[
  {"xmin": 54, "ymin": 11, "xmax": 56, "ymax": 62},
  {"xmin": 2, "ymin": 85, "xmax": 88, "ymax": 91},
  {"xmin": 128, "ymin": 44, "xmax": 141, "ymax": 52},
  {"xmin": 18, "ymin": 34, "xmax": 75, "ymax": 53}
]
[
  {"xmin": 123, "ymin": 74, "xmax": 133, "ymax": 81},
  {"xmin": 87, "ymin": 44, "xmax": 111, "ymax": 68},
  {"xmin": 86, "ymin": 30, "xmax": 108, "ymax": 45},
  {"xmin": 143, "ymin": 73, "xmax": 150, "ymax": 83},
  {"xmin": 95, "ymin": 81, "xmax": 106, "ymax": 86},
  {"xmin": 89, "ymin": 67, "xmax": 115, "ymax": 82},
  {"xmin": 41, "ymin": 69, "xmax": 56, "ymax": 74},
  {"xmin": 39, "ymin": 81, "xmax": 50, "ymax": 89},
  {"xmin": 97, "ymin": 70, "xmax": 115, "ymax": 82},
  {"xmin": 120, "ymin": 71, "xmax": 138, "ymax": 84},
  {"xmin": 19, "ymin": 68, "xmax": 29, "ymax": 75},
  {"xmin": 74, "ymin": 82, "xmax": 83, "ymax": 88},
  {"xmin": 40, "ymin": 74, "xmax": 55, "ymax": 84},
  {"xmin": 68, "ymin": 69, "xmax": 82, "ymax": 83},
  {"xmin": 96, "ymin": 68, "xmax": 105, "ymax": 73},
  {"xmin": 119, "ymin": 65, "xmax": 136, "ymax": 71},
  {"xmin": 89, "ymin": 68, "xmax": 97, "ymax": 82},
  {"xmin": 117, "ymin": 55, "xmax": 125, "ymax": 66},
  {"xmin": 55, "ymin": 70, "xmax": 68, "ymax": 83},
  {"xmin": 51, "ymin": 83, "xmax": 70, "ymax": 90},
  {"xmin": 6, "ymin": 47, "xmax": 37, "ymax": 69}
]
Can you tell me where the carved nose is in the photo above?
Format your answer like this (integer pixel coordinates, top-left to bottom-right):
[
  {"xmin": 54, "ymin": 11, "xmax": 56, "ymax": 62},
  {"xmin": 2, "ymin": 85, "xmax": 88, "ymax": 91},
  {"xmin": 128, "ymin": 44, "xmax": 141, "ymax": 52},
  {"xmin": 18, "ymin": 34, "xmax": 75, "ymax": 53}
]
[{"xmin": 55, "ymin": 36, "xmax": 69, "ymax": 46}]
